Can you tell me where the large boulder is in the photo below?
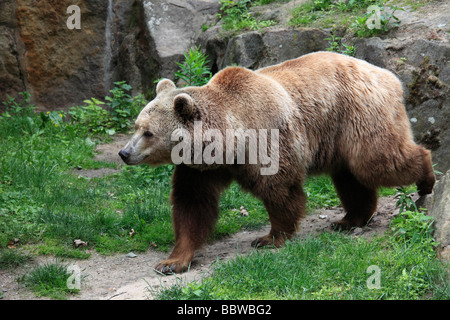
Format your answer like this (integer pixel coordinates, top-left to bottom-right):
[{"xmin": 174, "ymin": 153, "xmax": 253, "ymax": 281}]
[
  {"xmin": 423, "ymin": 170, "xmax": 450, "ymax": 248},
  {"xmin": 141, "ymin": 0, "xmax": 220, "ymax": 79},
  {"xmin": 199, "ymin": 27, "xmax": 330, "ymax": 71}
]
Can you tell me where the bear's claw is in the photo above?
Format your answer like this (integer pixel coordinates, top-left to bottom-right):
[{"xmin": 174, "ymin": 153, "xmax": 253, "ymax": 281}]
[
  {"xmin": 251, "ymin": 234, "xmax": 287, "ymax": 248},
  {"xmin": 154, "ymin": 261, "xmax": 190, "ymax": 274}
]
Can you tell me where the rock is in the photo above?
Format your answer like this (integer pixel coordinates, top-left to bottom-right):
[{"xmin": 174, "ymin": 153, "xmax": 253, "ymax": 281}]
[
  {"xmin": 141, "ymin": 0, "xmax": 220, "ymax": 79},
  {"xmin": 6, "ymin": 0, "xmax": 114, "ymax": 110},
  {"xmin": 197, "ymin": 24, "xmax": 230, "ymax": 74},
  {"xmin": 203, "ymin": 27, "xmax": 330, "ymax": 70},
  {"xmin": 352, "ymin": 227, "xmax": 364, "ymax": 236},
  {"xmin": 222, "ymin": 31, "xmax": 265, "ymax": 69},
  {"xmin": 126, "ymin": 252, "xmax": 137, "ymax": 258},
  {"xmin": 116, "ymin": 2, "xmax": 160, "ymax": 97},
  {"xmin": 424, "ymin": 170, "xmax": 450, "ymax": 247},
  {"xmin": 260, "ymin": 28, "xmax": 330, "ymax": 66},
  {"xmin": 0, "ymin": 0, "xmax": 27, "ymax": 108}
]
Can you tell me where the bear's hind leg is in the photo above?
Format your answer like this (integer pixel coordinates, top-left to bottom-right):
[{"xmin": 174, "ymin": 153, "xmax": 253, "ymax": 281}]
[
  {"xmin": 331, "ymin": 167, "xmax": 378, "ymax": 230},
  {"xmin": 416, "ymin": 147, "xmax": 435, "ymax": 196},
  {"xmin": 252, "ymin": 181, "xmax": 306, "ymax": 248},
  {"xmin": 373, "ymin": 143, "xmax": 435, "ymax": 195}
]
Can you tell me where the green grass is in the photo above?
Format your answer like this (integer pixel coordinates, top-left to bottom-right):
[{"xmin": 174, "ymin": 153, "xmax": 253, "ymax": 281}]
[
  {"xmin": 218, "ymin": 0, "xmax": 277, "ymax": 32},
  {"xmin": 155, "ymin": 231, "xmax": 449, "ymax": 300},
  {"xmin": 288, "ymin": 0, "xmax": 406, "ymax": 37},
  {"xmin": 288, "ymin": 0, "xmax": 379, "ymax": 28},
  {"xmin": 18, "ymin": 260, "xmax": 81, "ymax": 299},
  {"xmin": 0, "ymin": 249, "xmax": 32, "ymax": 270}
]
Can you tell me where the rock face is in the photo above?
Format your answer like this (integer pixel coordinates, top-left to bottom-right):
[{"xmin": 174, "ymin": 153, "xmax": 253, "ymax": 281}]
[
  {"xmin": 0, "ymin": 0, "xmax": 113, "ymax": 110},
  {"xmin": 141, "ymin": 0, "xmax": 220, "ymax": 79},
  {"xmin": 116, "ymin": 0, "xmax": 221, "ymax": 96},
  {"xmin": 0, "ymin": 0, "xmax": 27, "ymax": 105},
  {"xmin": 115, "ymin": 0, "xmax": 159, "ymax": 97},
  {"xmin": 200, "ymin": 27, "xmax": 330, "ymax": 71},
  {"xmin": 424, "ymin": 170, "xmax": 450, "ymax": 248},
  {"xmin": 16, "ymin": 0, "xmax": 111, "ymax": 109}
]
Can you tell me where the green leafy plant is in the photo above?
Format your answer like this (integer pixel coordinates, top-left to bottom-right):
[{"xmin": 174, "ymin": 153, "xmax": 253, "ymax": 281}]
[
  {"xmin": 105, "ymin": 81, "xmax": 146, "ymax": 132},
  {"xmin": 325, "ymin": 27, "xmax": 356, "ymax": 56},
  {"xmin": 391, "ymin": 186, "xmax": 438, "ymax": 255},
  {"xmin": 40, "ymin": 110, "xmax": 66, "ymax": 130},
  {"xmin": 68, "ymin": 82, "xmax": 146, "ymax": 136},
  {"xmin": 351, "ymin": 4, "xmax": 403, "ymax": 37},
  {"xmin": 0, "ymin": 92, "xmax": 36, "ymax": 118},
  {"xmin": 69, "ymin": 98, "xmax": 114, "ymax": 135},
  {"xmin": 394, "ymin": 186, "xmax": 418, "ymax": 214},
  {"xmin": 390, "ymin": 210, "xmax": 437, "ymax": 248},
  {"xmin": 175, "ymin": 46, "xmax": 212, "ymax": 87}
]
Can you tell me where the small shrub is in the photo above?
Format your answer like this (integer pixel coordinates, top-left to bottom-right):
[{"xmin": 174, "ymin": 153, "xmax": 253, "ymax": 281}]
[
  {"xmin": 69, "ymin": 98, "xmax": 113, "ymax": 136},
  {"xmin": 0, "ymin": 92, "xmax": 36, "ymax": 118},
  {"xmin": 68, "ymin": 81, "xmax": 146, "ymax": 136},
  {"xmin": 106, "ymin": 81, "xmax": 146, "ymax": 132},
  {"xmin": 175, "ymin": 46, "xmax": 212, "ymax": 87},
  {"xmin": 351, "ymin": 4, "xmax": 403, "ymax": 37},
  {"xmin": 390, "ymin": 210, "xmax": 436, "ymax": 248},
  {"xmin": 394, "ymin": 186, "xmax": 418, "ymax": 214}
]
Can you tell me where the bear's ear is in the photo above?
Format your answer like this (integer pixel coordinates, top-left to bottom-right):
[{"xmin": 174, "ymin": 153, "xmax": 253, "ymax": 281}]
[
  {"xmin": 173, "ymin": 93, "xmax": 195, "ymax": 121},
  {"xmin": 156, "ymin": 79, "xmax": 176, "ymax": 95}
]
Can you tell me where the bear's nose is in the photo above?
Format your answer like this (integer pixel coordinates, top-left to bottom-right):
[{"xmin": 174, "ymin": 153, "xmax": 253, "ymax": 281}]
[{"xmin": 119, "ymin": 149, "xmax": 130, "ymax": 162}]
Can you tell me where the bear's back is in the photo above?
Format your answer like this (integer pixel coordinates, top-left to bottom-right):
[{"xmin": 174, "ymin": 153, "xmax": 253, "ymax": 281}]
[{"xmin": 256, "ymin": 51, "xmax": 403, "ymax": 106}]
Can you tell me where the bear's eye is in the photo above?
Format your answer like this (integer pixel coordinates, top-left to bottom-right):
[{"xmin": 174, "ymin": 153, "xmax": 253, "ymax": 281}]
[{"xmin": 143, "ymin": 131, "xmax": 154, "ymax": 138}]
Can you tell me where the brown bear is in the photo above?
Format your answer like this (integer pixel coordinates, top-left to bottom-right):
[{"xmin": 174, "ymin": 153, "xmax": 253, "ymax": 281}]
[{"xmin": 119, "ymin": 51, "xmax": 435, "ymax": 274}]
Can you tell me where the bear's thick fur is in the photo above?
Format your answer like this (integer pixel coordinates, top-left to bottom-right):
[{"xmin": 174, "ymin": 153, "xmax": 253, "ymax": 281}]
[{"xmin": 119, "ymin": 52, "xmax": 435, "ymax": 274}]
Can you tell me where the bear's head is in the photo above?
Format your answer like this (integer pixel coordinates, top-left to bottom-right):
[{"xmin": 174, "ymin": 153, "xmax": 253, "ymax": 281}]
[{"xmin": 119, "ymin": 79, "xmax": 201, "ymax": 166}]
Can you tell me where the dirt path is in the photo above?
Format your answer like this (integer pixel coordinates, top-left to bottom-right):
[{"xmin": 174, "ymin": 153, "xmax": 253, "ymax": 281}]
[{"xmin": 0, "ymin": 135, "xmax": 401, "ymax": 300}]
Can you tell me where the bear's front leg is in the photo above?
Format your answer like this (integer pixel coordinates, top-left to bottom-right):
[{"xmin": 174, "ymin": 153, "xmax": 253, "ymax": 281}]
[
  {"xmin": 154, "ymin": 165, "xmax": 231, "ymax": 274},
  {"xmin": 154, "ymin": 235, "xmax": 196, "ymax": 274}
]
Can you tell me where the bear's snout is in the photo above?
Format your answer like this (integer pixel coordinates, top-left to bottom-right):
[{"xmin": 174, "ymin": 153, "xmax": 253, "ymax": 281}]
[{"xmin": 118, "ymin": 149, "xmax": 130, "ymax": 163}]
